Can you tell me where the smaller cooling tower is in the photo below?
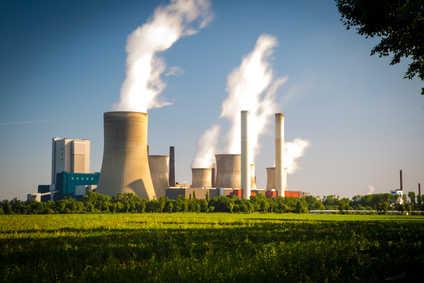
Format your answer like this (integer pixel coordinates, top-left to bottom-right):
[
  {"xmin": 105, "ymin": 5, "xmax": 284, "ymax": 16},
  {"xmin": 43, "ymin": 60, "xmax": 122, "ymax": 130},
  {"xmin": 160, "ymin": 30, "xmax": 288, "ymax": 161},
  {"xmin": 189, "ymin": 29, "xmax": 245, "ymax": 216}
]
[
  {"xmin": 191, "ymin": 168, "xmax": 212, "ymax": 188},
  {"xmin": 148, "ymin": 155, "xmax": 170, "ymax": 198},
  {"xmin": 284, "ymin": 167, "xmax": 288, "ymax": 192},
  {"xmin": 266, "ymin": 167, "xmax": 275, "ymax": 191},
  {"xmin": 215, "ymin": 154, "xmax": 241, "ymax": 189},
  {"xmin": 250, "ymin": 164, "xmax": 257, "ymax": 190}
]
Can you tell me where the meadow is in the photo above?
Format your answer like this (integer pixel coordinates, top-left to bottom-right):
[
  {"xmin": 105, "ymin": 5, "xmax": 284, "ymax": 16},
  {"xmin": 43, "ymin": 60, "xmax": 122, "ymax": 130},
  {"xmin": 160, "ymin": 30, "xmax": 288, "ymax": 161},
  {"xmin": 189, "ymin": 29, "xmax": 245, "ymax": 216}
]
[{"xmin": 1, "ymin": 213, "xmax": 423, "ymax": 282}]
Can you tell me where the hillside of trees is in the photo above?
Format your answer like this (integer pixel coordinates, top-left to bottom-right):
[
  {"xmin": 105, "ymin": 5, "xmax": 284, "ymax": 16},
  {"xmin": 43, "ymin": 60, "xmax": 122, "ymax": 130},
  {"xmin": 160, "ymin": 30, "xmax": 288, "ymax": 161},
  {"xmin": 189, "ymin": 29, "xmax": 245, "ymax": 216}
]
[{"xmin": 0, "ymin": 191, "xmax": 422, "ymax": 215}]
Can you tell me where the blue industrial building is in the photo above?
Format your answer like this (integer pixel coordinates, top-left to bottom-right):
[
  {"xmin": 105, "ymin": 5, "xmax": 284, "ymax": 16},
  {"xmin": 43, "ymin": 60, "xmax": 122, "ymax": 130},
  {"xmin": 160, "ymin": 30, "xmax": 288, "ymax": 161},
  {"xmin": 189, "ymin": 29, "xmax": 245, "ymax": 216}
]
[{"xmin": 37, "ymin": 171, "xmax": 100, "ymax": 201}]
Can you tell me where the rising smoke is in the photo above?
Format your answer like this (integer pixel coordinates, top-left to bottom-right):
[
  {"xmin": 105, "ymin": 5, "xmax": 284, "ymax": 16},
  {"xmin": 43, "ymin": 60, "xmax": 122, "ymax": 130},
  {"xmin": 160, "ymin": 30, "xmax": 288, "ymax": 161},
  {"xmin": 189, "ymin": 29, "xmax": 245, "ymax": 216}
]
[
  {"xmin": 192, "ymin": 34, "xmax": 310, "ymax": 173},
  {"xmin": 284, "ymin": 138, "xmax": 310, "ymax": 174},
  {"xmin": 191, "ymin": 124, "xmax": 220, "ymax": 168},
  {"xmin": 221, "ymin": 34, "xmax": 287, "ymax": 164},
  {"xmin": 110, "ymin": 0, "xmax": 212, "ymax": 113}
]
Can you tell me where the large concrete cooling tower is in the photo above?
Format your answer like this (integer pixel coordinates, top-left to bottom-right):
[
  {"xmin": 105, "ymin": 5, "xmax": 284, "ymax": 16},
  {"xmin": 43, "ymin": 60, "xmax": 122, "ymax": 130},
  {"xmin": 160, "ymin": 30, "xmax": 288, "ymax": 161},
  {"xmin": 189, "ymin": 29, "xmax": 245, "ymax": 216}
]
[
  {"xmin": 97, "ymin": 111, "xmax": 156, "ymax": 200},
  {"xmin": 215, "ymin": 154, "xmax": 241, "ymax": 189},
  {"xmin": 149, "ymin": 155, "xmax": 169, "ymax": 198},
  {"xmin": 191, "ymin": 168, "xmax": 212, "ymax": 188}
]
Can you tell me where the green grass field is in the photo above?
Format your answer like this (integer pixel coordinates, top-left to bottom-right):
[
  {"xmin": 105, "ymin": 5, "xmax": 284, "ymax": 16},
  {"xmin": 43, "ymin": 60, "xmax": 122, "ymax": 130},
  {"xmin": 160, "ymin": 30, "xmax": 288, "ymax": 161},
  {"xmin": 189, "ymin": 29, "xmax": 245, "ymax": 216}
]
[{"xmin": 1, "ymin": 213, "xmax": 423, "ymax": 282}]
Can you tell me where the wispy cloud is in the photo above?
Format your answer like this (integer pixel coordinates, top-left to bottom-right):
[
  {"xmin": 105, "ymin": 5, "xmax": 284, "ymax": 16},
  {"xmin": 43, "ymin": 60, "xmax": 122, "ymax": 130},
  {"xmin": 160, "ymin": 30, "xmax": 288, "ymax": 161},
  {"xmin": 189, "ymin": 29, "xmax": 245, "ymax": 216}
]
[
  {"xmin": 0, "ymin": 119, "xmax": 68, "ymax": 126},
  {"xmin": 165, "ymin": 66, "xmax": 185, "ymax": 76}
]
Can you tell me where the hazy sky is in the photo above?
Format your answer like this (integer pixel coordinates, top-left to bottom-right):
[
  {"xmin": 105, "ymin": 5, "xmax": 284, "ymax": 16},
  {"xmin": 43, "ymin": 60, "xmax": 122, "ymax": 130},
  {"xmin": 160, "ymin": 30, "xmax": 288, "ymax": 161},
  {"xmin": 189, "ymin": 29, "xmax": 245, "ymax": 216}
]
[{"xmin": 1, "ymin": 0, "xmax": 423, "ymax": 200}]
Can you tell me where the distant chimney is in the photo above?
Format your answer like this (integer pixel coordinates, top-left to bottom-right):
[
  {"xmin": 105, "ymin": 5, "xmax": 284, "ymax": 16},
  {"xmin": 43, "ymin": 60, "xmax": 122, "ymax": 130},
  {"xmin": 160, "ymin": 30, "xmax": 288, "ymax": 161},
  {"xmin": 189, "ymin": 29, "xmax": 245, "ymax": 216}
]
[
  {"xmin": 211, "ymin": 166, "xmax": 216, "ymax": 188},
  {"xmin": 169, "ymin": 146, "xmax": 175, "ymax": 187},
  {"xmin": 400, "ymin": 170, "xmax": 403, "ymax": 192}
]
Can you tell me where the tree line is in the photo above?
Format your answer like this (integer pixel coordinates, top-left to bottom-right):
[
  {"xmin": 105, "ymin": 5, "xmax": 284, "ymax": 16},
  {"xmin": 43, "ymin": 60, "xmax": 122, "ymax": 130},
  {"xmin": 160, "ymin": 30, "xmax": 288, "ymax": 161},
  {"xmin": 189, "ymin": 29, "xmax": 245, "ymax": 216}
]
[{"xmin": 0, "ymin": 191, "xmax": 422, "ymax": 215}]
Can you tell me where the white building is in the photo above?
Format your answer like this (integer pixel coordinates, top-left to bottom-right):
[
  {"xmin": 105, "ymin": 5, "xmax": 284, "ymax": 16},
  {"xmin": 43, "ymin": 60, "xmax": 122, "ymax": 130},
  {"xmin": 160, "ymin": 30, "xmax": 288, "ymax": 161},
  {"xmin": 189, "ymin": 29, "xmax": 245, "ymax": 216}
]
[{"xmin": 51, "ymin": 137, "xmax": 90, "ymax": 184}]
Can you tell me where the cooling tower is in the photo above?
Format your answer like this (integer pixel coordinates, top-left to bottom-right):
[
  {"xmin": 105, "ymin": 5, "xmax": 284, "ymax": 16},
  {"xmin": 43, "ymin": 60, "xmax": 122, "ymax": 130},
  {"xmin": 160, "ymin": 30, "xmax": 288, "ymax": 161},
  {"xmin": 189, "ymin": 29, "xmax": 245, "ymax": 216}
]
[
  {"xmin": 215, "ymin": 154, "xmax": 241, "ymax": 189},
  {"xmin": 149, "ymin": 155, "xmax": 170, "ymax": 198},
  {"xmin": 284, "ymin": 167, "xmax": 288, "ymax": 192},
  {"xmin": 241, "ymin": 110, "xmax": 251, "ymax": 198},
  {"xmin": 97, "ymin": 111, "xmax": 156, "ymax": 200},
  {"xmin": 266, "ymin": 167, "xmax": 275, "ymax": 190},
  {"xmin": 275, "ymin": 113, "xmax": 285, "ymax": 197},
  {"xmin": 250, "ymin": 164, "xmax": 257, "ymax": 190},
  {"xmin": 191, "ymin": 168, "xmax": 212, "ymax": 188}
]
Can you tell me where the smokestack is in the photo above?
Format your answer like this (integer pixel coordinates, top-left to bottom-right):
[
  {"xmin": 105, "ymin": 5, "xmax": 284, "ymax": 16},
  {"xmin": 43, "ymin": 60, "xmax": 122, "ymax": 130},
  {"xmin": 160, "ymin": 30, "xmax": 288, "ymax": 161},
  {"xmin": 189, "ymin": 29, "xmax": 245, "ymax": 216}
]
[
  {"xmin": 241, "ymin": 110, "xmax": 251, "ymax": 199},
  {"xmin": 169, "ymin": 146, "xmax": 175, "ymax": 187},
  {"xmin": 250, "ymin": 164, "xmax": 257, "ymax": 190},
  {"xmin": 419, "ymin": 183, "xmax": 421, "ymax": 196},
  {"xmin": 400, "ymin": 170, "xmax": 403, "ymax": 192},
  {"xmin": 191, "ymin": 168, "xmax": 212, "ymax": 188},
  {"xmin": 275, "ymin": 113, "xmax": 285, "ymax": 198},
  {"xmin": 266, "ymin": 167, "xmax": 275, "ymax": 191},
  {"xmin": 97, "ymin": 112, "xmax": 156, "ymax": 199},
  {"xmin": 215, "ymin": 154, "xmax": 241, "ymax": 189},
  {"xmin": 211, "ymin": 166, "xmax": 216, "ymax": 188},
  {"xmin": 148, "ymin": 155, "xmax": 170, "ymax": 198}
]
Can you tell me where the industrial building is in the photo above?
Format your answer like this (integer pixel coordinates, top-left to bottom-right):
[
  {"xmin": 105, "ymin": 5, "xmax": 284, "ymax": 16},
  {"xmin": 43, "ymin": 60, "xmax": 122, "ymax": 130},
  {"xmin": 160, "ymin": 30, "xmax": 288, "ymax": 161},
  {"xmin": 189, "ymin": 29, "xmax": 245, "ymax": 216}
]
[
  {"xmin": 29, "ymin": 137, "xmax": 99, "ymax": 201},
  {"xmin": 51, "ymin": 137, "xmax": 90, "ymax": 184}
]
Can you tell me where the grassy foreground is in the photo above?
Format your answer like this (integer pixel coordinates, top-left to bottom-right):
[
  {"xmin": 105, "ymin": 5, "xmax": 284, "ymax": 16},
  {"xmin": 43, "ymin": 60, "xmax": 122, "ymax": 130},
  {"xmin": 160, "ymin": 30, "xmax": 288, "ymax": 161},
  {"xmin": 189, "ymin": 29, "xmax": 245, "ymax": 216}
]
[{"xmin": 1, "ymin": 213, "xmax": 424, "ymax": 282}]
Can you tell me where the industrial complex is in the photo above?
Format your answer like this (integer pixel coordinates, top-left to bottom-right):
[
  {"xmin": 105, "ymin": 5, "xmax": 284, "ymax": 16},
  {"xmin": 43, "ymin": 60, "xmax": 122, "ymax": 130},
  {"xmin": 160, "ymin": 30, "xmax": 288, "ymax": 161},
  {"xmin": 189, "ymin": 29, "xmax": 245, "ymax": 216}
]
[{"xmin": 29, "ymin": 111, "xmax": 308, "ymax": 202}]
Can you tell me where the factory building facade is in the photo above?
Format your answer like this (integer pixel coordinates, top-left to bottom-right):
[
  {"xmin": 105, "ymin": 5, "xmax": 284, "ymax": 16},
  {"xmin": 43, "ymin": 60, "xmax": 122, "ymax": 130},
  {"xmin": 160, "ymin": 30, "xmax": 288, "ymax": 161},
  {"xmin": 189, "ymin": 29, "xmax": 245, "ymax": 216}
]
[
  {"xmin": 29, "ymin": 137, "xmax": 98, "ymax": 202},
  {"xmin": 51, "ymin": 137, "xmax": 90, "ymax": 184}
]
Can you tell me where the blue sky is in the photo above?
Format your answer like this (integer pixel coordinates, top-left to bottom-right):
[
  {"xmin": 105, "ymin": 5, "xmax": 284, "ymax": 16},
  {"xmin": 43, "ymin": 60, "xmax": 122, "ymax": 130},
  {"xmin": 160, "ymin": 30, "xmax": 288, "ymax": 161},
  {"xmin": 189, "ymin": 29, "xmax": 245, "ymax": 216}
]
[{"xmin": 1, "ymin": 0, "xmax": 423, "ymax": 200}]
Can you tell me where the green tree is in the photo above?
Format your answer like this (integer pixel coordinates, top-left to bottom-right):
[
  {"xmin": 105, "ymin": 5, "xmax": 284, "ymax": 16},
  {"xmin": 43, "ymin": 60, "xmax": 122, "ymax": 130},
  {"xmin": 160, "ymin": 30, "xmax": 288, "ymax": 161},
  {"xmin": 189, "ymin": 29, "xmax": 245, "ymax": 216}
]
[
  {"xmin": 336, "ymin": 0, "xmax": 424, "ymax": 95},
  {"xmin": 406, "ymin": 204, "xmax": 412, "ymax": 214},
  {"xmin": 295, "ymin": 200, "xmax": 308, "ymax": 214},
  {"xmin": 398, "ymin": 203, "xmax": 406, "ymax": 214},
  {"xmin": 408, "ymin": 191, "xmax": 416, "ymax": 207},
  {"xmin": 159, "ymin": 197, "xmax": 165, "ymax": 213}
]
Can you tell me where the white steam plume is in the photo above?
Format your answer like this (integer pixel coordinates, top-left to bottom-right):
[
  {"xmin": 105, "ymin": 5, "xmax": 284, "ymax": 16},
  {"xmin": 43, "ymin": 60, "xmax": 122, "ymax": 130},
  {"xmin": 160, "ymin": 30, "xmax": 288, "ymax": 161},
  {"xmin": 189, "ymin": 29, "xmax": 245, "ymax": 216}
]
[
  {"xmin": 191, "ymin": 124, "xmax": 220, "ymax": 168},
  {"xmin": 284, "ymin": 138, "xmax": 310, "ymax": 174},
  {"xmin": 221, "ymin": 34, "xmax": 287, "ymax": 163},
  {"xmin": 367, "ymin": 185, "xmax": 375, "ymax": 195},
  {"xmin": 111, "ymin": 0, "xmax": 212, "ymax": 112}
]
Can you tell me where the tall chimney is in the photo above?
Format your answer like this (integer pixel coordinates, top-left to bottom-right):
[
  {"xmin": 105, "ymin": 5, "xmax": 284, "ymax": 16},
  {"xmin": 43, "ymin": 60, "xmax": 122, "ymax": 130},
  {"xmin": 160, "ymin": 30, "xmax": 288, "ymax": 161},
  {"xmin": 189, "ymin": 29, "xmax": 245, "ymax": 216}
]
[
  {"xmin": 400, "ymin": 170, "xmax": 403, "ymax": 192},
  {"xmin": 97, "ymin": 112, "xmax": 156, "ymax": 199},
  {"xmin": 275, "ymin": 113, "xmax": 285, "ymax": 197},
  {"xmin": 241, "ymin": 110, "xmax": 251, "ymax": 199},
  {"xmin": 211, "ymin": 166, "xmax": 216, "ymax": 188},
  {"xmin": 419, "ymin": 183, "xmax": 421, "ymax": 196},
  {"xmin": 169, "ymin": 146, "xmax": 175, "ymax": 187}
]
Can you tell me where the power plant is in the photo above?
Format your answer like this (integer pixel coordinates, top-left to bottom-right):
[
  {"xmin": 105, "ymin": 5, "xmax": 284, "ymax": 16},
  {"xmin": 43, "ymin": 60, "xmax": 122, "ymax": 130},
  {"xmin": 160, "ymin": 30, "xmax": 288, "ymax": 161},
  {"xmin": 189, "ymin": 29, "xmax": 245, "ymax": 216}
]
[{"xmin": 32, "ymin": 110, "xmax": 308, "ymax": 201}]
